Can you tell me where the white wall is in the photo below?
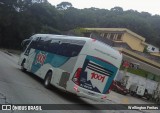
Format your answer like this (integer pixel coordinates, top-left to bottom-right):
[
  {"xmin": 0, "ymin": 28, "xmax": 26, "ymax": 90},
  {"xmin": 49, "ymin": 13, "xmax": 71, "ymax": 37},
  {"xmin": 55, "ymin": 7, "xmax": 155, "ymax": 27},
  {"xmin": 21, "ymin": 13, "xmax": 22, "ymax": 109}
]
[{"xmin": 147, "ymin": 45, "xmax": 159, "ymax": 53}]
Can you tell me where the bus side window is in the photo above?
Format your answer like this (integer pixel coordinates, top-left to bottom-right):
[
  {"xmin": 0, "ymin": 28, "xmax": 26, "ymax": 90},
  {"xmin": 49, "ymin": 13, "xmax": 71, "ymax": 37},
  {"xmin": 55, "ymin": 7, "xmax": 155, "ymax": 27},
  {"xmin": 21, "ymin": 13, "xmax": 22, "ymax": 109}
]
[
  {"xmin": 57, "ymin": 43, "xmax": 83, "ymax": 57},
  {"xmin": 48, "ymin": 40, "xmax": 61, "ymax": 54},
  {"xmin": 46, "ymin": 39, "xmax": 84, "ymax": 57},
  {"xmin": 24, "ymin": 40, "xmax": 37, "ymax": 56},
  {"xmin": 35, "ymin": 37, "xmax": 51, "ymax": 52},
  {"xmin": 69, "ymin": 44, "xmax": 82, "ymax": 57},
  {"xmin": 36, "ymin": 40, "xmax": 44, "ymax": 51},
  {"xmin": 58, "ymin": 43, "xmax": 69, "ymax": 56}
]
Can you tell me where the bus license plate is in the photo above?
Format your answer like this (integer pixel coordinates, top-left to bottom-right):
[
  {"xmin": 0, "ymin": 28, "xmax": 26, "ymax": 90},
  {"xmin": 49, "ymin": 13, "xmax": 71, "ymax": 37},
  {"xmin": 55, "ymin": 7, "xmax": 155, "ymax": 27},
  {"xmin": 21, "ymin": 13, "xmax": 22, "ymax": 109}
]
[{"xmin": 88, "ymin": 92, "xmax": 95, "ymax": 96}]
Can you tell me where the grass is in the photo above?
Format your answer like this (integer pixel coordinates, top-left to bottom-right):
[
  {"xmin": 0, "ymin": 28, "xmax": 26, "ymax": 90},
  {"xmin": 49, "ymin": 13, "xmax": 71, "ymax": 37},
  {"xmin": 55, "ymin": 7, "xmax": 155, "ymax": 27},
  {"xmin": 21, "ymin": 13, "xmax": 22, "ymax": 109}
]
[{"xmin": 120, "ymin": 66, "xmax": 160, "ymax": 82}]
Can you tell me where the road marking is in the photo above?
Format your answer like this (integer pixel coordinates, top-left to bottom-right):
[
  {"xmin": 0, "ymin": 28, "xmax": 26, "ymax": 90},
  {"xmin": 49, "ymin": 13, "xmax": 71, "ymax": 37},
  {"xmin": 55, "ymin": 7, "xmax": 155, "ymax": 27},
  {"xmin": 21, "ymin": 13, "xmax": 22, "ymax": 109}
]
[{"xmin": 121, "ymin": 97, "xmax": 129, "ymax": 104}]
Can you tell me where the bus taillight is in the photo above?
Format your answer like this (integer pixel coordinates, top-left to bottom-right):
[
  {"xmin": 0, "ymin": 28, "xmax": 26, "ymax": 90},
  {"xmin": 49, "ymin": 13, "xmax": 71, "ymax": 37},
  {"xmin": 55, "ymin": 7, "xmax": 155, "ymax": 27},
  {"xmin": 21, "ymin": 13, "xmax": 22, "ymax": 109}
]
[
  {"xmin": 72, "ymin": 68, "xmax": 82, "ymax": 85},
  {"xmin": 74, "ymin": 85, "xmax": 80, "ymax": 92}
]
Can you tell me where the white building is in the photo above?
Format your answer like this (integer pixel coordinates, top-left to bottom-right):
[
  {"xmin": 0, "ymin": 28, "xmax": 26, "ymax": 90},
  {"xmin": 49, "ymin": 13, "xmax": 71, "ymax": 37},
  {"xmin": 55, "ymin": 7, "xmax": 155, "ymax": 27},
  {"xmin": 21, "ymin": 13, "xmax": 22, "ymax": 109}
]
[{"xmin": 147, "ymin": 44, "xmax": 159, "ymax": 53}]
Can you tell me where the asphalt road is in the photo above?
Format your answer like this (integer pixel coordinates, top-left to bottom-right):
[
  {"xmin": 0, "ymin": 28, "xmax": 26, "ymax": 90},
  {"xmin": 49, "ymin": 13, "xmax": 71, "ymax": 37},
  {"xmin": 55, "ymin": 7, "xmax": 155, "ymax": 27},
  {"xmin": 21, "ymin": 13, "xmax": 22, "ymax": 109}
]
[{"xmin": 0, "ymin": 50, "xmax": 156, "ymax": 113}]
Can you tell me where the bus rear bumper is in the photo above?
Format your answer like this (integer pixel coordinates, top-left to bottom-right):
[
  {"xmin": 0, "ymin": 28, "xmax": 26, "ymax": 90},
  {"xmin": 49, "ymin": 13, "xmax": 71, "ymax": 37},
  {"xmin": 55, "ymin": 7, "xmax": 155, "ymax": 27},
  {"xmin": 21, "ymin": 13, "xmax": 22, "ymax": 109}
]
[{"xmin": 73, "ymin": 85, "xmax": 107, "ymax": 102}]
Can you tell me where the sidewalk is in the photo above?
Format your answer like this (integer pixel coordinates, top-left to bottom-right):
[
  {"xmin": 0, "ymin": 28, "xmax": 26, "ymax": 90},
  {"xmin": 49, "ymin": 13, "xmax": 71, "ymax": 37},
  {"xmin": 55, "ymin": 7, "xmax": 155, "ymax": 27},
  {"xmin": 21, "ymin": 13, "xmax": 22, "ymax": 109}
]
[
  {"xmin": 107, "ymin": 91, "xmax": 154, "ymax": 104},
  {"xmin": 107, "ymin": 91, "xmax": 159, "ymax": 113}
]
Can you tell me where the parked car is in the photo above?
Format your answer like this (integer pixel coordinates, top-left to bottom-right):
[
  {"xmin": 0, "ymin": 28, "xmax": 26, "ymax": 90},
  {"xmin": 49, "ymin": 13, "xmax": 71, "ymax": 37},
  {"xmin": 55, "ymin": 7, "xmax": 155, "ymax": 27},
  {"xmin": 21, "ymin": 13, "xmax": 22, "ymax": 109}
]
[{"xmin": 111, "ymin": 81, "xmax": 129, "ymax": 95}]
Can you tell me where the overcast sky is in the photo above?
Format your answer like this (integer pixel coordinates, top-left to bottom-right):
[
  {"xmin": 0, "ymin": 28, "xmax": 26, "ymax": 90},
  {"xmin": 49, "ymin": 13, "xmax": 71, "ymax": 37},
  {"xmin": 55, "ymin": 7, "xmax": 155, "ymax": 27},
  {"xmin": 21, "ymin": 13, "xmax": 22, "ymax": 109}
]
[{"xmin": 47, "ymin": 0, "xmax": 160, "ymax": 15}]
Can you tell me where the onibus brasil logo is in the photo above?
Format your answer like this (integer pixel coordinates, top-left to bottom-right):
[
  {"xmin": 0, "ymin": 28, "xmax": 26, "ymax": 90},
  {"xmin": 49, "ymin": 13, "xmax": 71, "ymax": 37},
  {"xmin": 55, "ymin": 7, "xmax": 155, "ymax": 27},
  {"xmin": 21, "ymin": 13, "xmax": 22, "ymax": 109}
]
[{"xmin": 35, "ymin": 52, "xmax": 47, "ymax": 65}]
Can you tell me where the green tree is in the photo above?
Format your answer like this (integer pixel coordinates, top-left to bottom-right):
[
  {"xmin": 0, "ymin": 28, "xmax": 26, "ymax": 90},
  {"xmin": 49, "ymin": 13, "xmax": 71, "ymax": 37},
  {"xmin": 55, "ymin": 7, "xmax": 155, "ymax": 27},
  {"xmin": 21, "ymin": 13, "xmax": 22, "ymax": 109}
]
[{"xmin": 57, "ymin": 2, "xmax": 72, "ymax": 10}]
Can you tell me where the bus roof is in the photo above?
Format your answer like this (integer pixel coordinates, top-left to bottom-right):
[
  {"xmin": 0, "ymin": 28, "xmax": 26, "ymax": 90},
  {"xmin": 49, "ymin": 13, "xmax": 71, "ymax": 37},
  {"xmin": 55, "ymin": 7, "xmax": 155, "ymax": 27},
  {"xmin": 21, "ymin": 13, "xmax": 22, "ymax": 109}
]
[{"xmin": 31, "ymin": 34, "xmax": 91, "ymax": 42}]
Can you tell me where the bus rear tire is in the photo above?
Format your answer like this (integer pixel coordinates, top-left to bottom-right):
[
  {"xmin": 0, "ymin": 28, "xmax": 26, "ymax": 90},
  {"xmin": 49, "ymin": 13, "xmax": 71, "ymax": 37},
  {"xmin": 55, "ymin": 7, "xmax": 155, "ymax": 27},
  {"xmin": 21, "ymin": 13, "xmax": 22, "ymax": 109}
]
[{"xmin": 44, "ymin": 71, "xmax": 52, "ymax": 89}]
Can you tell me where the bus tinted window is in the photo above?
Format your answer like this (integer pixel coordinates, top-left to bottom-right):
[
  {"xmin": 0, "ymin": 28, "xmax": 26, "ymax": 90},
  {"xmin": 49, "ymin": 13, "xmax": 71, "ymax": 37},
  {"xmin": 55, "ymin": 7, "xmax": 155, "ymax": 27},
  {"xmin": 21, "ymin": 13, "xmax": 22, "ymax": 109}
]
[
  {"xmin": 65, "ymin": 43, "xmax": 83, "ymax": 57},
  {"xmin": 26, "ymin": 37, "xmax": 85, "ymax": 57},
  {"xmin": 36, "ymin": 37, "xmax": 51, "ymax": 51},
  {"xmin": 48, "ymin": 39, "xmax": 85, "ymax": 57},
  {"xmin": 48, "ymin": 41, "xmax": 60, "ymax": 54}
]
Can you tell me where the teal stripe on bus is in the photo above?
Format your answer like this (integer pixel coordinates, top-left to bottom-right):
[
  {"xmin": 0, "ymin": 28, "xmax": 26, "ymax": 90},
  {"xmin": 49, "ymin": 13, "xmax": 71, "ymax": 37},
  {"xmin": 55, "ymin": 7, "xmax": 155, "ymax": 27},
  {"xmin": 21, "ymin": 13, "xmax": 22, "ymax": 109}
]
[{"xmin": 86, "ymin": 56, "xmax": 118, "ymax": 94}]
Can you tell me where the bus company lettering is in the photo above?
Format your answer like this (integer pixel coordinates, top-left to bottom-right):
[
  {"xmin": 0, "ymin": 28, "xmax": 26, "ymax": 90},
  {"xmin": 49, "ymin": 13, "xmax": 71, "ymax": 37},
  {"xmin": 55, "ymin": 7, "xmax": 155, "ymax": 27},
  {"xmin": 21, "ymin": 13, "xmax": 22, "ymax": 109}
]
[
  {"xmin": 91, "ymin": 72, "xmax": 105, "ymax": 82},
  {"xmin": 35, "ymin": 52, "xmax": 47, "ymax": 65}
]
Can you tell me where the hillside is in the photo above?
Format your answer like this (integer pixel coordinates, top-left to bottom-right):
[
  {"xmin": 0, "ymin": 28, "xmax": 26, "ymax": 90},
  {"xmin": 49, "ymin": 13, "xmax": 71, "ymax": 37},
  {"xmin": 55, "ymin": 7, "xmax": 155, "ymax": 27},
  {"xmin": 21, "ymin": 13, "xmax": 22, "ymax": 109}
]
[{"xmin": 0, "ymin": 0, "xmax": 160, "ymax": 49}]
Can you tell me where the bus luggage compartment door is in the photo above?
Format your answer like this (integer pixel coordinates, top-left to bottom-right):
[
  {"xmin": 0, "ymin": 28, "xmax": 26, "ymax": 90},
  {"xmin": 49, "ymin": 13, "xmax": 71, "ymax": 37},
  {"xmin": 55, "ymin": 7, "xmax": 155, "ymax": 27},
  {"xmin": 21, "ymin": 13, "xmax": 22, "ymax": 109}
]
[{"xmin": 59, "ymin": 72, "xmax": 70, "ymax": 89}]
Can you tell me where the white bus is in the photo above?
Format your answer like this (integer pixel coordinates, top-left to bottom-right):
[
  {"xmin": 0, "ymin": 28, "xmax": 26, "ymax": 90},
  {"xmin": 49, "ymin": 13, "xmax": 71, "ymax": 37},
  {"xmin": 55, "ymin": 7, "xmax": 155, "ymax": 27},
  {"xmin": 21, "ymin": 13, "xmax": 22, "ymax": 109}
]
[{"xmin": 18, "ymin": 34, "xmax": 122, "ymax": 101}]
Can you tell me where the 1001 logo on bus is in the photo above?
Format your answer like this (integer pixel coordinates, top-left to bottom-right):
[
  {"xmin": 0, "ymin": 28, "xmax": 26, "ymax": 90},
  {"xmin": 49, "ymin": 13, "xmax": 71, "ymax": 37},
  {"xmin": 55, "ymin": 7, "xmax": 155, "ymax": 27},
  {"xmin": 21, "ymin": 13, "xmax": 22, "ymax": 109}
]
[
  {"xmin": 91, "ymin": 72, "xmax": 106, "ymax": 82},
  {"xmin": 35, "ymin": 52, "xmax": 47, "ymax": 65}
]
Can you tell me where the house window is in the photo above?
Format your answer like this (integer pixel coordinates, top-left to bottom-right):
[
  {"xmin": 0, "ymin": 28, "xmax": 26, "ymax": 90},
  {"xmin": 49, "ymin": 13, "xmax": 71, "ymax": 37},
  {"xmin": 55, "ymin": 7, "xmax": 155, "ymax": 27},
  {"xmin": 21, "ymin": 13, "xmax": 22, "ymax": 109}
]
[
  {"xmin": 113, "ymin": 34, "xmax": 117, "ymax": 40},
  {"xmin": 100, "ymin": 33, "xmax": 104, "ymax": 37},
  {"xmin": 104, "ymin": 32, "xmax": 122, "ymax": 41},
  {"xmin": 110, "ymin": 33, "xmax": 114, "ymax": 40},
  {"xmin": 104, "ymin": 33, "xmax": 108, "ymax": 38},
  {"xmin": 117, "ymin": 34, "xmax": 122, "ymax": 41},
  {"xmin": 107, "ymin": 33, "xmax": 111, "ymax": 39}
]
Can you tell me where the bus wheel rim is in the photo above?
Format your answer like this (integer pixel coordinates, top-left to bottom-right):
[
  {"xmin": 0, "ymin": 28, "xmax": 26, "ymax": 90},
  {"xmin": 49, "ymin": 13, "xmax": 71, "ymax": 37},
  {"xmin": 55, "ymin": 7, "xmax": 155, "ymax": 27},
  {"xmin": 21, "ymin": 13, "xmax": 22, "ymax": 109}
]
[{"xmin": 45, "ymin": 76, "xmax": 51, "ymax": 86}]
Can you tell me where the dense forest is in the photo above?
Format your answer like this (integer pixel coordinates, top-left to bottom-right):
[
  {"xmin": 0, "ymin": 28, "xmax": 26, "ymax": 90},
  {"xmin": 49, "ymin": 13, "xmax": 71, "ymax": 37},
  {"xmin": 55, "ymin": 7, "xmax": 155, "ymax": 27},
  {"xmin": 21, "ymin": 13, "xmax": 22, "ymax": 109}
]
[{"xmin": 0, "ymin": 0, "xmax": 160, "ymax": 49}]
